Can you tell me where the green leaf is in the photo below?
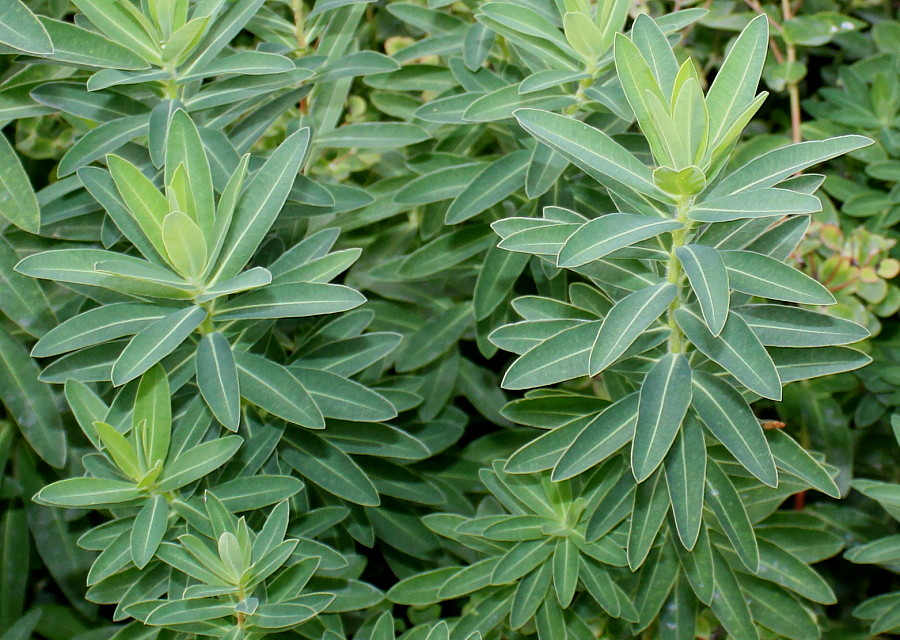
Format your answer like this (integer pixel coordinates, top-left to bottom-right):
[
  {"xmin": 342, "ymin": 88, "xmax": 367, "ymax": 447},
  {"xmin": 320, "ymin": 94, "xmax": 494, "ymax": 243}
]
[
  {"xmin": 59, "ymin": 115, "xmax": 150, "ymax": 177},
  {"xmin": 235, "ymin": 352, "xmax": 324, "ymax": 429},
  {"xmin": 710, "ymin": 548, "xmax": 758, "ymax": 640},
  {"xmin": 445, "ymin": 150, "xmax": 529, "ymax": 224},
  {"xmin": 755, "ymin": 540, "xmax": 836, "ymax": 604},
  {"xmin": 492, "ymin": 539, "xmax": 554, "ymax": 585},
  {"xmin": 501, "ymin": 321, "xmax": 601, "ymax": 390},
  {"xmin": 738, "ymin": 304, "xmax": 869, "ymax": 347},
  {"xmin": 721, "ymin": 250, "xmax": 835, "ymax": 305},
  {"xmin": 290, "ymin": 368, "xmax": 397, "ymax": 422},
  {"xmin": 316, "ymin": 122, "xmax": 430, "ymax": 148},
  {"xmin": 398, "ymin": 226, "xmax": 494, "ymax": 278},
  {"xmin": 557, "ymin": 215, "xmax": 681, "ymax": 268},
  {"xmin": 664, "ymin": 412, "xmax": 706, "ymax": 550},
  {"xmin": 627, "ymin": 468, "xmax": 670, "ymax": 569},
  {"xmin": 0, "ymin": 325, "xmax": 65, "ymax": 468},
  {"xmin": 134, "ymin": 364, "xmax": 171, "ymax": 469},
  {"xmin": 770, "ymin": 346, "xmax": 870, "ymax": 383},
  {"xmin": 675, "ymin": 307, "xmax": 782, "ymax": 401},
  {"xmin": 705, "ymin": 15, "xmax": 768, "ymax": 146},
  {"xmin": 0, "ymin": 0, "xmax": 52, "ymax": 54},
  {"xmin": 156, "ymin": 435, "xmax": 243, "ymax": 491},
  {"xmin": 396, "ymin": 304, "xmax": 473, "ymax": 372},
  {"xmin": 111, "ymin": 306, "xmax": 207, "ymax": 386},
  {"xmin": 215, "ymin": 283, "xmax": 365, "ymax": 320},
  {"xmin": 388, "ymin": 567, "xmax": 461, "ymax": 606},
  {"xmin": 0, "ymin": 236, "xmax": 57, "ymax": 338},
  {"xmin": 632, "ymin": 352, "xmax": 692, "ymax": 482},
  {"xmin": 474, "ymin": 245, "xmax": 530, "ymax": 321},
  {"xmin": 162, "ymin": 211, "xmax": 207, "ymax": 279},
  {"xmin": 552, "ymin": 537, "xmax": 579, "ymax": 607},
  {"xmin": 36, "ymin": 478, "xmax": 140, "ymax": 508},
  {"xmin": 131, "ymin": 495, "xmax": 168, "ymax": 569},
  {"xmin": 70, "ymin": 0, "xmax": 161, "ymax": 64},
  {"xmin": 688, "ymin": 189, "xmax": 821, "ymax": 223},
  {"xmin": 39, "ymin": 18, "xmax": 148, "ymax": 70},
  {"xmin": 514, "ymin": 109, "xmax": 669, "ymax": 202},
  {"xmin": 691, "ymin": 371, "xmax": 777, "ymax": 487},
  {"xmin": 282, "ymin": 430, "xmax": 380, "ymax": 506},
  {"xmin": 211, "ymin": 128, "xmax": 311, "ymax": 282},
  {"xmin": 705, "ymin": 460, "xmax": 758, "ymax": 572},
  {"xmin": 165, "ymin": 110, "xmax": 215, "ymax": 237},
  {"xmin": 196, "ymin": 332, "xmax": 240, "ymax": 431},
  {"xmin": 510, "ymin": 562, "xmax": 551, "ymax": 628},
  {"xmin": 676, "ymin": 245, "xmax": 729, "ymax": 336},
  {"xmin": 710, "ymin": 135, "xmax": 873, "ymax": 197},
  {"xmin": 553, "ymin": 393, "xmax": 637, "ymax": 480},
  {"xmin": 766, "ymin": 430, "xmax": 840, "ymax": 498},
  {"xmin": 589, "ymin": 282, "xmax": 676, "ymax": 375},
  {"xmin": 0, "ymin": 132, "xmax": 40, "ymax": 233}
]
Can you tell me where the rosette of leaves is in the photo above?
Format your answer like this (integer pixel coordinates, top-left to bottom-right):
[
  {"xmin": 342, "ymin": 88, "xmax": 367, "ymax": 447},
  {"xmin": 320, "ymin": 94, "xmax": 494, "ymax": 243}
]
[
  {"xmin": 328, "ymin": 1, "xmax": 707, "ymax": 433},
  {"xmin": 33, "ymin": 366, "xmax": 382, "ymax": 638},
  {"xmin": 388, "ymin": 459, "xmax": 637, "ymax": 640},
  {"xmin": 14, "ymin": 111, "xmax": 404, "ymax": 435},
  {"xmin": 482, "ymin": 14, "xmax": 870, "ymax": 639}
]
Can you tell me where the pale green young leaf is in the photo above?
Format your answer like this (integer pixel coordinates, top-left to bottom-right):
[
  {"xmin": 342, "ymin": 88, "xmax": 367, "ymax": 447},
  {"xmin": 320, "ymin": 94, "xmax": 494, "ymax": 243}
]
[
  {"xmin": 134, "ymin": 364, "xmax": 171, "ymax": 468},
  {"xmin": 70, "ymin": 0, "xmax": 162, "ymax": 64},
  {"xmin": 165, "ymin": 110, "xmax": 215, "ymax": 237},
  {"xmin": 162, "ymin": 212, "xmax": 207, "ymax": 279},
  {"xmin": 108, "ymin": 155, "xmax": 169, "ymax": 258},
  {"xmin": 706, "ymin": 15, "xmax": 768, "ymax": 146}
]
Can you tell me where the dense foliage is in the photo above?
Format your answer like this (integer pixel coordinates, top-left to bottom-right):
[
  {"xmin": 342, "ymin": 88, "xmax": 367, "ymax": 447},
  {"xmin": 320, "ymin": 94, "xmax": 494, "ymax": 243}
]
[{"xmin": 0, "ymin": 1, "xmax": 897, "ymax": 640}]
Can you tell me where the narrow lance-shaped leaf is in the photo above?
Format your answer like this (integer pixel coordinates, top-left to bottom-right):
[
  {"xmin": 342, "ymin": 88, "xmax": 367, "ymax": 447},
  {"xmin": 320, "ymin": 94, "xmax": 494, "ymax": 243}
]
[
  {"xmin": 514, "ymin": 108, "xmax": 670, "ymax": 202},
  {"xmin": 691, "ymin": 371, "xmax": 777, "ymax": 486},
  {"xmin": 590, "ymin": 282, "xmax": 676, "ymax": 375},
  {"xmin": 557, "ymin": 214, "xmax": 681, "ymax": 268},
  {"xmin": 675, "ymin": 307, "xmax": 782, "ymax": 401},
  {"xmin": 676, "ymin": 245, "xmax": 729, "ymax": 336},
  {"xmin": 664, "ymin": 412, "xmax": 706, "ymax": 550},
  {"xmin": 631, "ymin": 352, "xmax": 692, "ymax": 482},
  {"xmin": 196, "ymin": 332, "xmax": 241, "ymax": 431}
]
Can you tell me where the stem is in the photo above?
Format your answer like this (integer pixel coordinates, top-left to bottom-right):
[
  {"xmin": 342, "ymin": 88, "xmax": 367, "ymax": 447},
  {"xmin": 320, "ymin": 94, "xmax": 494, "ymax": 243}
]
[
  {"xmin": 782, "ymin": 0, "xmax": 802, "ymax": 143},
  {"xmin": 292, "ymin": 0, "xmax": 307, "ymax": 52},
  {"xmin": 666, "ymin": 199, "xmax": 693, "ymax": 353}
]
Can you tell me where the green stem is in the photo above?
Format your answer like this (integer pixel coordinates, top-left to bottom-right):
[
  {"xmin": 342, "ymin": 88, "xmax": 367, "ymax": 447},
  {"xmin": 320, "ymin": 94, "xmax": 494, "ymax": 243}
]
[{"xmin": 666, "ymin": 199, "xmax": 693, "ymax": 353}]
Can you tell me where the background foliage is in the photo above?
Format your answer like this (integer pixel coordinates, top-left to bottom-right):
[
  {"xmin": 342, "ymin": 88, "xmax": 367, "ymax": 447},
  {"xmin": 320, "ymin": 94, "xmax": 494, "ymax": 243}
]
[{"xmin": 0, "ymin": 1, "xmax": 897, "ymax": 640}]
